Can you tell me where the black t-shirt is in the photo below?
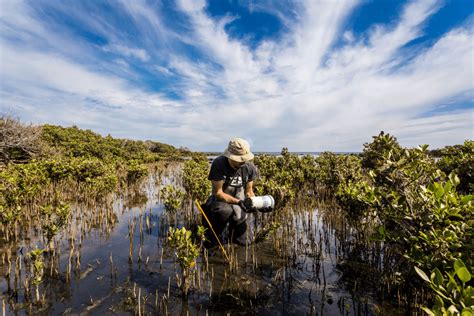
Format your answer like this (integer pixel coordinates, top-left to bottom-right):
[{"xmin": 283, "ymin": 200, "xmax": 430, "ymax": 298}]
[{"xmin": 208, "ymin": 156, "xmax": 257, "ymax": 190}]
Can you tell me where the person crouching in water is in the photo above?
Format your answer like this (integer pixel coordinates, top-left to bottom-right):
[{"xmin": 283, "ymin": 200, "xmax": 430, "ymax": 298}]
[{"xmin": 204, "ymin": 138, "xmax": 257, "ymax": 247}]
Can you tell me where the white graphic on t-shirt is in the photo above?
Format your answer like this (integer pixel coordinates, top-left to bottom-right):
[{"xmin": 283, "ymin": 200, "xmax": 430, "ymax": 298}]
[{"xmin": 229, "ymin": 176, "xmax": 243, "ymax": 187}]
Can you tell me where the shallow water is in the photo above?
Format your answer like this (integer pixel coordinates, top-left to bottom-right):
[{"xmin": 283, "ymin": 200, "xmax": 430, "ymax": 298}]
[{"xmin": 1, "ymin": 164, "xmax": 398, "ymax": 315}]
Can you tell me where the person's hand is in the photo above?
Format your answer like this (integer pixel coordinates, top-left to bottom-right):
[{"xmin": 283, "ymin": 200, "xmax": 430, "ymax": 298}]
[
  {"xmin": 244, "ymin": 197, "xmax": 257, "ymax": 213},
  {"xmin": 259, "ymin": 206, "xmax": 273, "ymax": 213},
  {"xmin": 244, "ymin": 197, "xmax": 253, "ymax": 209},
  {"xmin": 237, "ymin": 200, "xmax": 248, "ymax": 212}
]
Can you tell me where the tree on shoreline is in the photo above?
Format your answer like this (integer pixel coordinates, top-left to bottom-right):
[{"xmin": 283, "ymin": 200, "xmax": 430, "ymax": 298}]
[{"xmin": 0, "ymin": 114, "xmax": 43, "ymax": 164}]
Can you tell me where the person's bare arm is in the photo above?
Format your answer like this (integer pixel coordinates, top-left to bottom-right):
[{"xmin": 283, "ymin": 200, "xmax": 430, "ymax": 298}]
[
  {"xmin": 245, "ymin": 181, "xmax": 255, "ymax": 198},
  {"xmin": 212, "ymin": 180, "xmax": 240, "ymax": 204}
]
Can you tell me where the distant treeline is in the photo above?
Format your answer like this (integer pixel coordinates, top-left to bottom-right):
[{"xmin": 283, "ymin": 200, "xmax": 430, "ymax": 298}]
[{"xmin": 0, "ymin": 115, "xmax": 191, "ymax": 165}]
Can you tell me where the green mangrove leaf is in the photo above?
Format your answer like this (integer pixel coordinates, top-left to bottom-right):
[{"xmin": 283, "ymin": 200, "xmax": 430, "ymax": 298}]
[
  {"xmin": 449, "ymin": 173, "xmax": 461, "ymax": 187},
  {"xmin": 434, "ymin": 295, "xmax": 445, "ymax": 309},
  {"xmin": 447, "ymin": 305, "xmax": 459, "ymax": 315},
  {"xmin": 464, "ymin": 287, "xmax": 474, "ymax": 306},
  {"xmin": 369, "ymin": 170, "xmax": 376, "ymax": 179},
  {"xmin": 461, "ymin": 308, "xmax": 473, "ymax": 316},
  {"xmin": 431, "ymin": 268, "xmax": 444, "ymax": 286},
  {"xmin": 434, "ymin": 183, "xmax": 445, "ymax": 199},
  {"xmin": 445, "ymin": 181, "xmax": 452, "ymax": 192},
  {"xmin": 461, "ymin": 195, "xmax": 473, "ymax": 205},
  {"xmin": 455, "ymin": 267, "xmax": 471, "ymax": 283},
  {"xmin": 454, "ymin": 258, "xmax": 467, "ymax": 271},
  {"xmin": 415, "ymin": 266, "xmax": 430, "ymax": 283},
  {"xmin": 447, "ymin": 272, "xmax": 460, "ymax": 292},
  {"xmin": 420, "ymin": 306, "xmax": 435, "ymax": 316}
]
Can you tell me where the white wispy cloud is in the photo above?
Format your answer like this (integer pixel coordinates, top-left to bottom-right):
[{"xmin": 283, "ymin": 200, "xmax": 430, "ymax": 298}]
[
  {"xmin": 103, "ymin": 44, "xmax": 150, "ymax": 62},
  {"xmin": 0, "ymin": 0, "xmax": 472, "ymax": 151}
]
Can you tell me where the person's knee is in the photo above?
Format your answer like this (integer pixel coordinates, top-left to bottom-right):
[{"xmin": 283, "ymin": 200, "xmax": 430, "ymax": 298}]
[{"xmin": 210, "ymin": 201, "xmax": 234, "ymax": 218}]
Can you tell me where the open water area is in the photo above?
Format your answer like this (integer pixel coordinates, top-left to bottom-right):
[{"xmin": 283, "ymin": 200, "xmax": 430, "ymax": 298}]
[{"xmin": 1, "ymin": 162, "xmax": 400, "ymax": 315}]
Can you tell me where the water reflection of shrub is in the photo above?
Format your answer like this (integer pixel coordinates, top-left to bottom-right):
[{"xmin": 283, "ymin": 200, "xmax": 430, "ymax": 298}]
[{"xmin": 123, "ymin": 189, "xmax": 149, "ymax": 209}]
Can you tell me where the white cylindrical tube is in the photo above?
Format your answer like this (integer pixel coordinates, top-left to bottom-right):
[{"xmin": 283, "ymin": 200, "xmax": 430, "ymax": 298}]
[{"xmin": 250, "ymin": 195, "xmax": 275, "ymax": 209}]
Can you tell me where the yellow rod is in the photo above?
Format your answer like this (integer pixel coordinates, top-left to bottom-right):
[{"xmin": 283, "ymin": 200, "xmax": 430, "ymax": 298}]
[{"xmin": 195, "ymin": 199, "xmax": 230, "ymax": 263}]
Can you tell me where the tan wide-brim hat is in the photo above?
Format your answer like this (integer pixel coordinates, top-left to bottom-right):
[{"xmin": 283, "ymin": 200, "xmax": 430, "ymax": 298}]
[{"xmin": 223, "ymin": 138, "xmax": 254, "ymax": 162}]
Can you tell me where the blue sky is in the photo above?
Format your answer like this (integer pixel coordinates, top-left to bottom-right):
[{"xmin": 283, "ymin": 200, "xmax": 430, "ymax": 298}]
[{"xmin": 0, "ymin": 0, "xmax": 473, "ymax": 151}]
